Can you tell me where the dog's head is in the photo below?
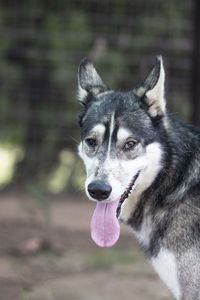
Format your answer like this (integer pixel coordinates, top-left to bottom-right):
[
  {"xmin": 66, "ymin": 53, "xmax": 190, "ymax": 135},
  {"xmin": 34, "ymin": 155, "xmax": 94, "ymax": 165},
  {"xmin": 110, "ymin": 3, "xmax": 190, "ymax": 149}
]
[{"xmin": 77, "ymin": 57, "xmax": 167, "ymax": 223}]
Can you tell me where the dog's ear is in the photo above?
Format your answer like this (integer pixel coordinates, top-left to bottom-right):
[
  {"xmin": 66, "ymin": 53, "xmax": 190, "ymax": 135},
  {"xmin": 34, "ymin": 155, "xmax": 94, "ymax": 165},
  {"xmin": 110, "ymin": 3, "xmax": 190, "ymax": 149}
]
[
  {"xmin": 136, "ymin": 56, "xmax": 166, "ymax": 118},
  {"xmin": 78, "ymin": 58, "xmax": 108, "ymax": 104}
]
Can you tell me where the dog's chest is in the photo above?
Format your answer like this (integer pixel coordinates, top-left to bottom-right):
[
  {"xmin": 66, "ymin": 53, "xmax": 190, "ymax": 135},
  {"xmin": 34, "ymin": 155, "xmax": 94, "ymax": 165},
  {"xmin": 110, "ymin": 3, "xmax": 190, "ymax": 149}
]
[
  {"xmin": 151, "ymin": 249, "xmax": 181, "ymax": 299},
  {"xmin": 132, "ymin": 219, "xmax": 181, "ymax": 299}
]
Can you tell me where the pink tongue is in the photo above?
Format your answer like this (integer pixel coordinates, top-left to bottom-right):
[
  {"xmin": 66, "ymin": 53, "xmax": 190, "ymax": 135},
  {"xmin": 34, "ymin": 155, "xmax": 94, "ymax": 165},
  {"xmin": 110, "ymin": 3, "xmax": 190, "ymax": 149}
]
[{"xmin": 90, "ymin": 201, "xmax": 120, "ymax": 247}]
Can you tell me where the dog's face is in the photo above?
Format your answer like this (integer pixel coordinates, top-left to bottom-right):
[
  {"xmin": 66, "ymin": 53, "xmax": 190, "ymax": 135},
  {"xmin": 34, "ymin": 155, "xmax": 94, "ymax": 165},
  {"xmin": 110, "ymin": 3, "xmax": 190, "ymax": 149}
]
[{"xmin": 78, "ymin": 58, "xmax": 166, "ymax": 221}]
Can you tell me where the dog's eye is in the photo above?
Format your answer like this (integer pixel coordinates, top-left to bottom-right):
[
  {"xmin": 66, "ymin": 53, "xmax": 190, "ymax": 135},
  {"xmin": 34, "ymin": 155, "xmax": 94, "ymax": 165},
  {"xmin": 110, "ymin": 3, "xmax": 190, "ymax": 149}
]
[
  {"xmin": 123, "ymin": 140, "xmax": 137, "ymax": 151},
  {"xmin": 85, "ymin": 138, "xmax": 97, "ymax": 147}
]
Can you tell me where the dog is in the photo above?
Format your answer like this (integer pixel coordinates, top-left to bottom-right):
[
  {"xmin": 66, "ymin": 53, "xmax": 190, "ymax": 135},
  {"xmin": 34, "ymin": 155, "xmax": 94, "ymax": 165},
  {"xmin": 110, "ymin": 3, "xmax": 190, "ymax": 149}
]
[{"xmin": 77, "ymin": 56, "xmax": 200, "ymax": 300}]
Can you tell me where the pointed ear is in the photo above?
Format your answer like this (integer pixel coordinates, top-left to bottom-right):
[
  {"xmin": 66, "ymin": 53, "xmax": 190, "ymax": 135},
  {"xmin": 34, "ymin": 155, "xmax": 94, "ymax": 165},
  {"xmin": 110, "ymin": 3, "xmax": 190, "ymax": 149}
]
[
  {"xmin": 77, "ymin": 58, "xmax": 108, "ymax": 104},
  {"xmin": 136, "ymin": 56, "xmax": 166, "ymax": 118}
]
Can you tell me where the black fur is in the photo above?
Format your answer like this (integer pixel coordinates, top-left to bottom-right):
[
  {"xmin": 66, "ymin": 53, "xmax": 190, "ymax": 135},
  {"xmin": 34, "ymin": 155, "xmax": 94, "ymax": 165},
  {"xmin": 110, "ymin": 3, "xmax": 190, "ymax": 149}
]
[{"xmin": 78, "ymin": 57, "xmax": 200, "ymax": 299}]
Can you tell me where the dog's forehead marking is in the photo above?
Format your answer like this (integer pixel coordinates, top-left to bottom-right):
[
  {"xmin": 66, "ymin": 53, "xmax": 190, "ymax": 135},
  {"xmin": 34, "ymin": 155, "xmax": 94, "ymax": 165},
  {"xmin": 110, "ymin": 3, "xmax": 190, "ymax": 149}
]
[
  {"xmin": 107, "ymin": 113, "xmax": 115, "ymax": 156},
  {"xmin": 117, "ymin": 127, "xmax": 132, "ymax": 142}
]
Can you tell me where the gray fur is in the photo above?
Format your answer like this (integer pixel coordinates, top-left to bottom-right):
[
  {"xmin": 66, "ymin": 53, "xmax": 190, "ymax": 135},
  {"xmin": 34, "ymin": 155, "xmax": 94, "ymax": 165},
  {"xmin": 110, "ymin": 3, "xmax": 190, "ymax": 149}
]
[{"xmin": 78, "ymin": 57, "xmax": 200, "ymax": 300}]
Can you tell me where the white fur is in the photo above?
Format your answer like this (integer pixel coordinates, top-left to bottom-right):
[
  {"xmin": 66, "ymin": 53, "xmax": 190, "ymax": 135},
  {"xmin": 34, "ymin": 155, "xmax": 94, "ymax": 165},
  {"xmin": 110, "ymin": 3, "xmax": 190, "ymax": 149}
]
[
  {"xmin": 146, "ymin": 56, "xmax": 166, "ymax": 117},
  {"xmin": 80, "ymin": 134, "xmax": 163, "ymax": 205},
  {"xmin": 117, "ymin": 127, "xmax": 132, "ymax": 142},
  {"xmin": 79, "ymin": 122, "xmax": 163, "ymax": 209},
  {"xmin": 107, "ymin": 113, "xmax": 115, "ymax": 155},
  {"xmin": 97, "ymin": 91, "xmax": 113, "ymax": 98},
  {"xmin": 151, "ymin": 249, "xmax": 181, "ymax": 299},
  {"xmin": 78, "ymin": 124, "xmax": 106, "ymax": 201},
  {"xmin": 78, "ymin": 85, "xmax": 88, "ymax": 102},
  {"xmin": 119, "ymin": 142, "xmax": 163, "ymax": 222},
  {"xmin": 92, "ymin": 124, "xmax": 106, "ymax": 138},
  {"xmin": 133, "ymin": 216, "xmax": 152, "ymax": 247},
  {"xmin": 78, "ymin": 142, "xmax": 98, "ymax": 177},
  {"xmin": 102, "ymin": 148, "xmax": 148, "ymax": 202},
  {"xmin": 78, "ymin": 143, "xmax": 99, "ymax": 201}
]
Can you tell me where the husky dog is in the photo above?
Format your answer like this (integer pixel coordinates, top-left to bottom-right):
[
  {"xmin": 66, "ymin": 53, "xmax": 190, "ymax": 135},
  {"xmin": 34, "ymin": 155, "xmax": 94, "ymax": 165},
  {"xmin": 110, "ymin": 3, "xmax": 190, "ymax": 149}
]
[{"xmin": 77, "ymin": 57, "xmax": 200, "ymax": 300}]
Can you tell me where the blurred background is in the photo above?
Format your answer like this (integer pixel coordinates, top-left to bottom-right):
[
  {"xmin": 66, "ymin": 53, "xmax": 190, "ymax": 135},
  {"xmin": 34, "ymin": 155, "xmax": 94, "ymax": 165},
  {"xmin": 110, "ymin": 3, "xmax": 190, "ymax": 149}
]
[{"xmin": 0, "ymin": 0, "xmax": 199, "ymax": 299}]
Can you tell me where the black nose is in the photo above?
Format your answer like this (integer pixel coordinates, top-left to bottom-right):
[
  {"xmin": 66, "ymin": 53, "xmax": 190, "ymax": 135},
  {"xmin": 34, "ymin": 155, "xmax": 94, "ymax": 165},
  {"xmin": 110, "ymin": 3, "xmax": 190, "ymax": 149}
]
[{"xmin": 88, "ymin": 180, "xmax": 112, "ymax": 201}]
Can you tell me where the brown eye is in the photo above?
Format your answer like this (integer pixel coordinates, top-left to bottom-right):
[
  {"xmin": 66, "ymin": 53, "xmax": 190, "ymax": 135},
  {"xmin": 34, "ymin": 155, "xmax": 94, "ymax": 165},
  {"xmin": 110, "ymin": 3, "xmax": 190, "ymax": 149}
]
[
  {"xmin": 85, "ymin": 138, "xmax": 97, "ymax": 147},
  {"xmin": 123, "ymin": 140, "xmax": 137, "ymax": 151}
]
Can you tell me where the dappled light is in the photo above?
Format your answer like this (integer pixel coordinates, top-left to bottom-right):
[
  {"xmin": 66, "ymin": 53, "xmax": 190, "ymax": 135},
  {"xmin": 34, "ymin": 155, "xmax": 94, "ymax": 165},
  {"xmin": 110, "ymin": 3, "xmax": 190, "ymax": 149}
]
[{"xmin": 0, "ymin": 145, "xmax": 23, "ymax": 187}]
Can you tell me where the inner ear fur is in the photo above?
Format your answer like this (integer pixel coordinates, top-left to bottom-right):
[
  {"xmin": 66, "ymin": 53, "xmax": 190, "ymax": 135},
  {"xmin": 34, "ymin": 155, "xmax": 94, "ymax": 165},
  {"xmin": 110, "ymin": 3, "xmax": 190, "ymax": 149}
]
[{"xmin": 135, "ymin": 56, "xmax": 166, "ymax": 118}]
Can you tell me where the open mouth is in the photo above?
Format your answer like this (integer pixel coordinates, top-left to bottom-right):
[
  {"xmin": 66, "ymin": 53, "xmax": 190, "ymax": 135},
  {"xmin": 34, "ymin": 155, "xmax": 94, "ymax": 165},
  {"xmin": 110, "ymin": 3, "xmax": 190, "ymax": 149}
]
[
  {"xmin": 116, "ymin": 172, "xmax": 140, "ymax": 218},
  {"xmin": 90, "ymin": 171, "xmax": 140, "ymax": 248}
]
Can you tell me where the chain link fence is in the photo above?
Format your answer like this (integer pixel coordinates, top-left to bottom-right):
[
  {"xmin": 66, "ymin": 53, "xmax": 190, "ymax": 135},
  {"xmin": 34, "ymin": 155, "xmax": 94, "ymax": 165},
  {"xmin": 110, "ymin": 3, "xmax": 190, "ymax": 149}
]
[{"xmin": 0, "ymin": 0, "xmax": 195, "ymax": 194}]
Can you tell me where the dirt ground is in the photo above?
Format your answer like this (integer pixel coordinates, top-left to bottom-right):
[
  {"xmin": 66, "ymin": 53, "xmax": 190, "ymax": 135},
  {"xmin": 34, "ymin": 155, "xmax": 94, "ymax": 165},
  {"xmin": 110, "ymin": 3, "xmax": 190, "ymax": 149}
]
[{"xmin": 0, "ymin": 194, "xmax": 173, "ymax": 300}]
